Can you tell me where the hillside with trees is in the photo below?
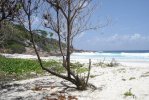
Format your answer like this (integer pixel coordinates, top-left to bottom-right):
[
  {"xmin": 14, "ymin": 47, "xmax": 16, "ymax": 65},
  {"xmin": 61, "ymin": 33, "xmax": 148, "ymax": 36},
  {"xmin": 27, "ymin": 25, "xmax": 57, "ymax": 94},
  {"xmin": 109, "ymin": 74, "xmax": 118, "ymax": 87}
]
[{"xmin": 0, "ymin": 21, "xmax": 67, "ymax": 56}]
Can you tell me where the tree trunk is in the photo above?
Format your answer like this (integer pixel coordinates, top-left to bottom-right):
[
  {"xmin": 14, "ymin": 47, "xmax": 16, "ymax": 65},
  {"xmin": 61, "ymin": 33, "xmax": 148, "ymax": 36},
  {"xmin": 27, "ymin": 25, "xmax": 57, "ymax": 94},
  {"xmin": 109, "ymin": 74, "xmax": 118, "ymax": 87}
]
[{"xmin": 66, "ymin": 0, "xmax": 71, "ymax": 78}]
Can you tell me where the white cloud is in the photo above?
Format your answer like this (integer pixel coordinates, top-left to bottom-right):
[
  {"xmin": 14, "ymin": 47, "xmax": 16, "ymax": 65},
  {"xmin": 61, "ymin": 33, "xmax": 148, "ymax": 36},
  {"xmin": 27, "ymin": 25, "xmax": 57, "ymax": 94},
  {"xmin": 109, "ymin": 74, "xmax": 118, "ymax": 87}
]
[
  {"xmin": 97, "ymin": 33, "xmax": 149, "ymax": 42},
  {"xmin": 74, "ymin": 31, "xmax": 149, "ymax": 50},
  {"xmin": 130, "ymin": 33, "xmax": 141, "ymax": 40}
]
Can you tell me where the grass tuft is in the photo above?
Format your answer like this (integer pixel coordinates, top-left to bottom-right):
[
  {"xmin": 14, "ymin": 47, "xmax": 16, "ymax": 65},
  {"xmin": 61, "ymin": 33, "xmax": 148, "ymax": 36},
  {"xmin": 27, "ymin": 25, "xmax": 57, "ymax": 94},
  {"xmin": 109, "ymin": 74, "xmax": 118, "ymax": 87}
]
[{"xmin": 124, "ymin": 88, "xmax": 136, "ymax": 98}]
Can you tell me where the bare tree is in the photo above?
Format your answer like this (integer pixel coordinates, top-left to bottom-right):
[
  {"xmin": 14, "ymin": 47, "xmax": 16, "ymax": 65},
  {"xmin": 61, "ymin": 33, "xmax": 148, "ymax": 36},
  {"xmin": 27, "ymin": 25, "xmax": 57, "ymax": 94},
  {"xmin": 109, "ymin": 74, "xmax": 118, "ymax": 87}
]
[
  {"xmin": 19, "ymin": 0, "xmax": 98, "ymax": 90},
  {"xmin": 19, "ymin": 0, "xmax": 79, "ymax": 86},
  {"xmin": 43, "ymin": 0, "xmax": 99, "ymax": 90}
]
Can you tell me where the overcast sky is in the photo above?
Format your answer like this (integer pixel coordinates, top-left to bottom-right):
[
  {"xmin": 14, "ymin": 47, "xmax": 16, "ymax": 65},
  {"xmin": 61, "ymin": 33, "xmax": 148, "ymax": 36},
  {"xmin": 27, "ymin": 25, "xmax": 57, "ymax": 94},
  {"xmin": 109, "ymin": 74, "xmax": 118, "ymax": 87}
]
[{"xmin": 73, "ymin": 0, "xmax": 149, "ymax": 51}]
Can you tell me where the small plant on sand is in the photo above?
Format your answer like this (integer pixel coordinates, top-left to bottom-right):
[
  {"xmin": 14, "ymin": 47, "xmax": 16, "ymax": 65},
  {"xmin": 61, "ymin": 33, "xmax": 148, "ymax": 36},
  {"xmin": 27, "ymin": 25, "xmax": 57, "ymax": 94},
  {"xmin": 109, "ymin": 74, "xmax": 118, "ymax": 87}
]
[
  {"xmin": 94, "ymin": 58, "xmax": 106, "ymax": 67},
  {"xmin": 124, "ymin": 88, "xmax": 136, "ymax": 98},
  {"xmin": 95, "ymin": 58, "xmax": 119, "ymax": 68},
  {"xmin": 106, "ymin": 58, "xmax": 119, "ymax": 67}
]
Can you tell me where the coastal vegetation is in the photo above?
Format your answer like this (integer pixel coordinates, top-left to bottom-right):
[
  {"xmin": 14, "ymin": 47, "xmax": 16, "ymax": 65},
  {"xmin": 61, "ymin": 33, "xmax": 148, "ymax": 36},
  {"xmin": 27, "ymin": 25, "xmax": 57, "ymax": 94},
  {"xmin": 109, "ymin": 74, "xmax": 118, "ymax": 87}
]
[
  {"xmin": 93, "ymin": 58, "xmax": 119, "ymax": 67},
  {"xmin": 1, "ymin": 0, "xmax": 149, "ymax": 100},
  {"xmin": 0, "ymin": 0, "xmax": 99, "ymax": 90},
  {"xmin": 0, "ymin": 21, "xmax": 66, "ymax": 54},
  {"xmin": 0, "ymin": 55, "xmax": 88, "ymax": 81}
]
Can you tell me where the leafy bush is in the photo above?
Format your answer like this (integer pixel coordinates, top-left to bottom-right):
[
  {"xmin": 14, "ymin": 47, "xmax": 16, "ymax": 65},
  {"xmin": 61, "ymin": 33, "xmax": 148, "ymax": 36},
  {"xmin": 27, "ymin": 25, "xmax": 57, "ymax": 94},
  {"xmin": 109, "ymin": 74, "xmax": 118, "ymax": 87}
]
[
  {"xmin": 44, "ymin": 60, "xmax": 65, "ymax": 74},
  {"xmin": 8, "ymin": 43, "xmax": 26, "ymax": 53},
  {"xmin": 70, "ymin": 62, "xmax": 84, "ymax": 69},
  {"xmin": 42, "ymin": 44, "xmax": 51, "ymax": 52},
  {"xmin": 70, "ymin": 62, "xmax": 88, "ymax": 73}
]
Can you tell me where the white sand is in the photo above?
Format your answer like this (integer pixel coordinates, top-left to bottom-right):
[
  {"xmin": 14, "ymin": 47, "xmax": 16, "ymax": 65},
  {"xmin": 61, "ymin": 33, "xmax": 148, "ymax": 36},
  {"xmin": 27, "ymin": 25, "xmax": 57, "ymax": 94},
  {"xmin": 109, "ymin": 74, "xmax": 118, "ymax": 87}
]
[
  {"xmin": 0, "ymin": 54, "xmax": 149, "ymax": 100},
  {"xmin": 0, "ymin": 53, "xmax": 61, "ymax": 60}
]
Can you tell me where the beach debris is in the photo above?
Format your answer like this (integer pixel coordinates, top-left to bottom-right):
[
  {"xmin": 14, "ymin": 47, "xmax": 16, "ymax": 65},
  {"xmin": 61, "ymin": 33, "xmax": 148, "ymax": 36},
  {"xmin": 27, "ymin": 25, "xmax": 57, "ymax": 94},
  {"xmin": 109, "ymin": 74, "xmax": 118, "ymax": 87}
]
[
  {"xmin": 68, "ymin": 96, "xmax": 78, "ymax": 100},
  {"xmin": 44, "ymin": 91, "xmax": 78, "ymax": 100},
  {"xmin": 31, "ymin": 85, "xmax": 42, "ymax": 91}
]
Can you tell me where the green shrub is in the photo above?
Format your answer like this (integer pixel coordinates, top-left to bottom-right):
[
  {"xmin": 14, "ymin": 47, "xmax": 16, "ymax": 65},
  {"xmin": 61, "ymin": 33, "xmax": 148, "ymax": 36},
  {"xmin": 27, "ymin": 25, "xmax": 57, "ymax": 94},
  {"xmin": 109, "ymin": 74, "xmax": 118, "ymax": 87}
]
[
  {"xmin": 8, "ymin": 43, "xmax": 26, "ymax": 53},
  {"xmin": 70, "ymin": 62, "xmax": 84, "ymax": 69},
  {"xmin": 70, "ymin": 62, "xmax": 88, "ymax": 73},
  {"xmin": 44, "ymin": 60, "xmax": 65, "ymax": 74},
  {"xmin": 43, "ymin": 45, "xmax": 51, "ymax": 52}
]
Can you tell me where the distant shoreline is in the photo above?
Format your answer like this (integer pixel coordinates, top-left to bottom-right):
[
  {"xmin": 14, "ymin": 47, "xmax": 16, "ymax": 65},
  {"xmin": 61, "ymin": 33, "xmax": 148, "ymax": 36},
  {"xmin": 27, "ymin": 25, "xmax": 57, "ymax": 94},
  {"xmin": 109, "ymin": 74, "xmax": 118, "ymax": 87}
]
[
  {"xmin": 74, "ymin": 49, "xmax": 149, "ymax": 53},
  {"xmin": 102, "ymin": 50, "xmax": 149, "ymax": 53}
]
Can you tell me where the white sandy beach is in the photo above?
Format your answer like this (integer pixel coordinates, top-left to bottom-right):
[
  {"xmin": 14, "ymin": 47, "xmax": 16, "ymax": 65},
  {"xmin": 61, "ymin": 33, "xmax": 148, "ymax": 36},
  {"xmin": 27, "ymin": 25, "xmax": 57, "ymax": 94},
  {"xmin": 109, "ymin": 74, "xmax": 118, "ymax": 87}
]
[{"xmin": 0, "ymin": 53, "xmax": 149, "ymax": 100}]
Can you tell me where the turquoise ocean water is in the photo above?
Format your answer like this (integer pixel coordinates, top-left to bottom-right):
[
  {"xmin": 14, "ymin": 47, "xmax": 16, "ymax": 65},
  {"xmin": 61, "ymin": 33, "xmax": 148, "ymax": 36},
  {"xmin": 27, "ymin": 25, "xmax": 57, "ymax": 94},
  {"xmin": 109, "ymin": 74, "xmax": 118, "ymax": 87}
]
[{"xmin": 71, "ymin": 50, "xmax": 149, "ymax": 61}]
